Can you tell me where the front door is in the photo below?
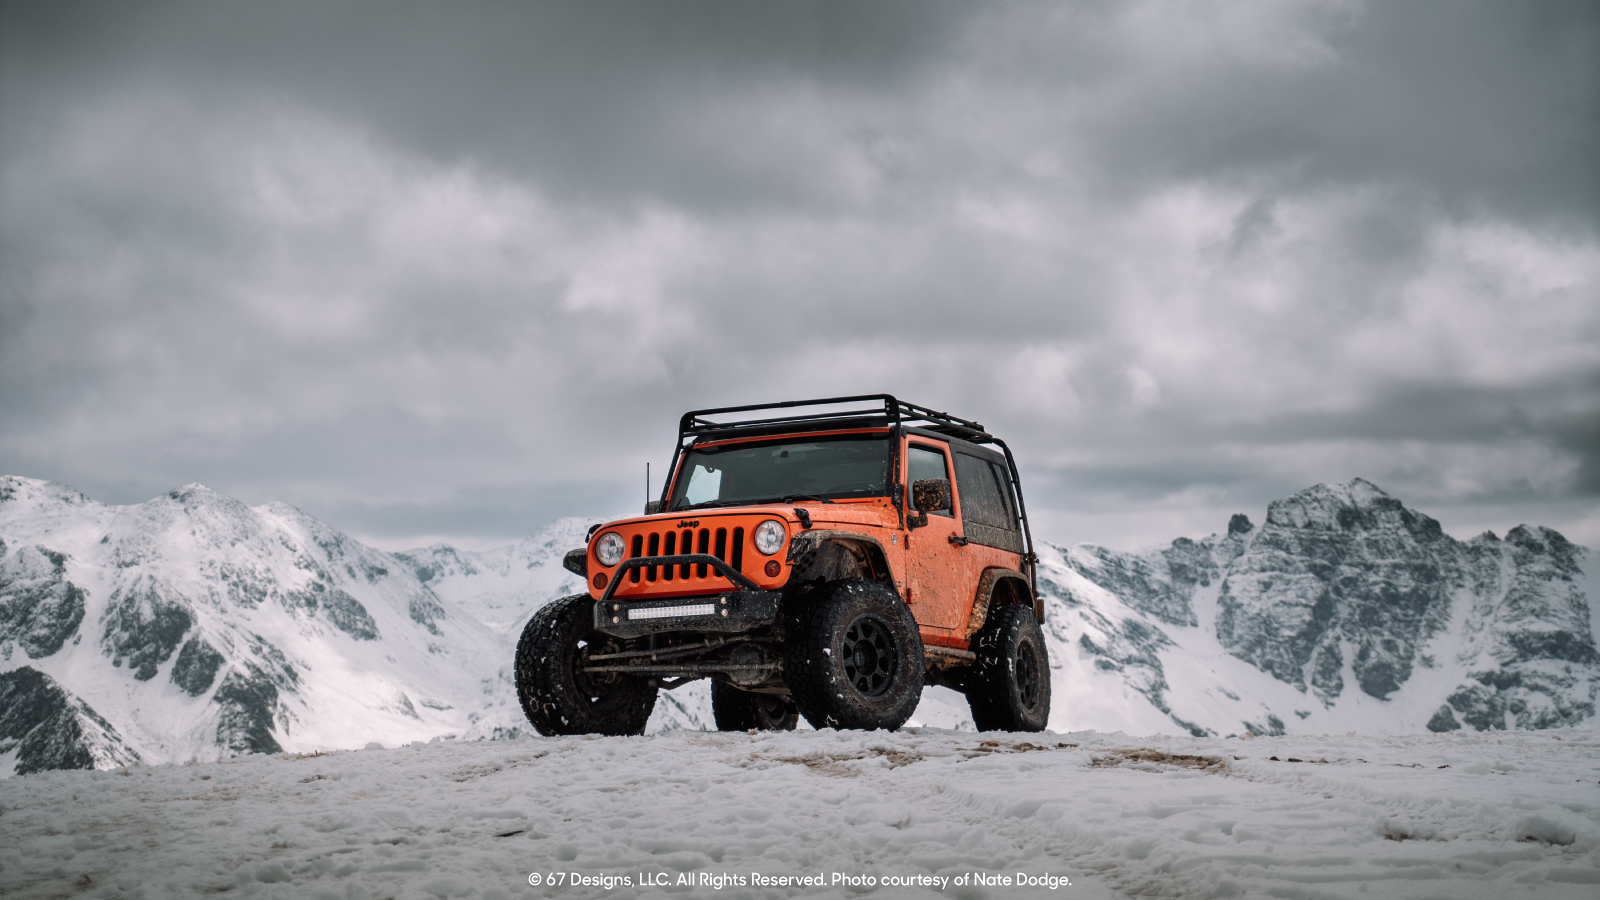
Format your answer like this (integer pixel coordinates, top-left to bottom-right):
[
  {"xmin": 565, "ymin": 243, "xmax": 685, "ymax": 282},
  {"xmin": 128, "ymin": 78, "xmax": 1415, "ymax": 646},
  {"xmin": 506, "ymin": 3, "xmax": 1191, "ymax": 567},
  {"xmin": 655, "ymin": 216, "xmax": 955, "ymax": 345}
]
[{"xmin": 902, "ymin": 439, "xmax": 968, "ymax": 636}]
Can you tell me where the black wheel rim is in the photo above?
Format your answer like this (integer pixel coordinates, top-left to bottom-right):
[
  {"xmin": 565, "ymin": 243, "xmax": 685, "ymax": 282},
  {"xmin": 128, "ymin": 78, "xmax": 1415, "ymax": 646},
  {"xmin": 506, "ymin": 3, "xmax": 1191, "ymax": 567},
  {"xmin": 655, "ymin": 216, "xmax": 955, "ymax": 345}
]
[
  {"xmin": 842, "ymin": 614, "xmax": 897, "ymax": 699},
  {"xmin": 1016, "ymin": 640, "xmax": 1041, "ymax": 709}
]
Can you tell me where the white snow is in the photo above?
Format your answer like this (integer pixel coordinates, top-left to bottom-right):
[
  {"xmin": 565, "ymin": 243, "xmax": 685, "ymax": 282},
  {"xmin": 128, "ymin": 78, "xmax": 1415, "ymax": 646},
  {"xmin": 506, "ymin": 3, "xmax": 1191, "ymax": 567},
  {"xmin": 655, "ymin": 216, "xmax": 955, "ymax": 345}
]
[{"xmin": 2, "ymin": 728, "xmax": 1597, "ymax": 899}]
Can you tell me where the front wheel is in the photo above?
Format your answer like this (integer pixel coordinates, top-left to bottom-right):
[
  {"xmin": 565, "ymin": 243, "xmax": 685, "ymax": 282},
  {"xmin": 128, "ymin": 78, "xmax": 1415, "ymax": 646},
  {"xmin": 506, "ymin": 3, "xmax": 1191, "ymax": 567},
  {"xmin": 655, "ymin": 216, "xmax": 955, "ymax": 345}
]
[
  {"xmin": 784, "ymin": 579, "xmax": 924, "ymax": 731},
  {"xmin": 967, "ymin": 604, "xmax": 1050, "ymax": 732},
  {"xmin": 514, "ymin": 594, "xmax": 657, "ymax": 736},
  {"xmin": 711, "ymin": 681, "xmax": 799, "ymax": 732}
]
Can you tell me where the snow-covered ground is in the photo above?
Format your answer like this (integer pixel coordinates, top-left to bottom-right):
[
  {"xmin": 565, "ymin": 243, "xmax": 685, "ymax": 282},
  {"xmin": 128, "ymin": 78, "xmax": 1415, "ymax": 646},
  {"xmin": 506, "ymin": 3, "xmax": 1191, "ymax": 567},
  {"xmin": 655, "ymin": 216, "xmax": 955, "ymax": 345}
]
[{"xmin": 3, "ymin": 728, "xmax": 1597, "ymax": 899}]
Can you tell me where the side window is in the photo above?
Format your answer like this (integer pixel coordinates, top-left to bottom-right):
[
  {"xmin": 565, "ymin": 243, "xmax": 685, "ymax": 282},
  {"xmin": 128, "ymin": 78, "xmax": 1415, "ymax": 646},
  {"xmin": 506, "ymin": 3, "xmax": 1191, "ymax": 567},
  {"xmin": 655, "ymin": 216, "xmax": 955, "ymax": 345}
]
[
  {"xmin": 953, "ymin": 452, "xmax": 1016, "ymax": 531},
  {"xmin": 906, "ymin": 444, "xmax": 953, "ymax": 518}
]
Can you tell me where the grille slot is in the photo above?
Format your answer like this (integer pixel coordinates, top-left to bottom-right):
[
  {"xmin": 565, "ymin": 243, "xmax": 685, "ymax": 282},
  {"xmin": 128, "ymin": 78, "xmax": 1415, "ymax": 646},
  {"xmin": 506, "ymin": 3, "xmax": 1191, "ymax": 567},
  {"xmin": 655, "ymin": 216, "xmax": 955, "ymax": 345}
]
[{"xmin": 696, "ymin": 528, "xmax": 711, "ymax": 577}]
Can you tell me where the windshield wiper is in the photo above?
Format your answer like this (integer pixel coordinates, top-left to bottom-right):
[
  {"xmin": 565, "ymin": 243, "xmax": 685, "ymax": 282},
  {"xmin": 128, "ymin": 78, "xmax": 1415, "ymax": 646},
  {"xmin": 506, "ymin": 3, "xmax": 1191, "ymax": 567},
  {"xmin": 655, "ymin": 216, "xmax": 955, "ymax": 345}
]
[
  {"xmin": 674, "ymin": 494, "xmax": 837, "ymax": 512},
  {"xmin": 675, "ymin": 498, "xmax": 751, "ymax": 511}
]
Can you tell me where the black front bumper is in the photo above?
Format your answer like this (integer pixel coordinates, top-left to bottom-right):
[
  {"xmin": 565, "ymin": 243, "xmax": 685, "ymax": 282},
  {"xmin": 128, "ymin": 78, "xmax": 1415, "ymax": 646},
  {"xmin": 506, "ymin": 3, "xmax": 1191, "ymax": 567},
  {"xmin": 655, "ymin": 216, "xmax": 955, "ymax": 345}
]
[{"xmin": 591, "ymin": 554, "xmax": 783, "ymax": 639}]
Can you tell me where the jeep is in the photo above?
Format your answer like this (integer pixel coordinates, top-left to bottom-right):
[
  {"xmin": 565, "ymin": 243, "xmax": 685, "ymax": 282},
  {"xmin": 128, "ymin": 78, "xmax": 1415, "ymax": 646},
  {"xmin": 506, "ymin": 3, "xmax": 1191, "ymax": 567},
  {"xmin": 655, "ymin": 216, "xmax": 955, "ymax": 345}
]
[{"xmin": 514, "ymin": 394, "xmax": 1048, "ymax": 735}]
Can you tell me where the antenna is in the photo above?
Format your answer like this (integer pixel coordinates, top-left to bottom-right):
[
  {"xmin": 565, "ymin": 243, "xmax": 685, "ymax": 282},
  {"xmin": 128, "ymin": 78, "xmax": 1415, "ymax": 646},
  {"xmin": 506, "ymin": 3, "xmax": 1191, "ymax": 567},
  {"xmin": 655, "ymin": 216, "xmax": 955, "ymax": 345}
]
[{"xmin": 646, "ymin": 462, "xmax": 650, "ymax": 505}]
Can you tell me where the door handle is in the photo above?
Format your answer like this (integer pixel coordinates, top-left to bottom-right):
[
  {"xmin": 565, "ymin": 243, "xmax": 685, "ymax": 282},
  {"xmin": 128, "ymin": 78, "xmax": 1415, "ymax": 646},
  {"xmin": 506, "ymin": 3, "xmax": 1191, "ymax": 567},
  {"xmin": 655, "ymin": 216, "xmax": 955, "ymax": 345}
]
[{"xmin": 948, "ymin": 535, "xmax": 969, "ymax": 546}]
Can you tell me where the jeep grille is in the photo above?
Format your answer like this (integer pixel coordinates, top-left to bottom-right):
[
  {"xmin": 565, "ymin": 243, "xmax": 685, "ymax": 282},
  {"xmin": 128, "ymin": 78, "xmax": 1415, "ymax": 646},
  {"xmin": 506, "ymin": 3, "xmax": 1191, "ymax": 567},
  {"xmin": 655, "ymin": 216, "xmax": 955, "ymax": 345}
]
[{"xmin": 627, "ymin": 526, "xmax": 746, "ymax": 585}]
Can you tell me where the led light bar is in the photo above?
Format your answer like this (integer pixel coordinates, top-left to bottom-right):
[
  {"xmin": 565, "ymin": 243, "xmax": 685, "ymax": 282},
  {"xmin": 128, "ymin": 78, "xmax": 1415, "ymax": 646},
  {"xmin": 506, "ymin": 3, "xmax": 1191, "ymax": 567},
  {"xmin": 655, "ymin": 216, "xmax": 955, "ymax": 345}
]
[{"xmin": 629, "ymin": 603, "xmax": 716, "ymax": 620}]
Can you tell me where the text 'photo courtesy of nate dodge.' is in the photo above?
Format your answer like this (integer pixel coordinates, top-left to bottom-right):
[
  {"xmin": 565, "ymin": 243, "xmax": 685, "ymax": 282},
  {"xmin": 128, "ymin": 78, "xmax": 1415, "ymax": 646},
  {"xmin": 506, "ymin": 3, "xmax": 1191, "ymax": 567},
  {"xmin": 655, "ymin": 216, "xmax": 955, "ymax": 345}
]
[
  {"xmin": 516, "ymin": 395, "xmax": 1051, "ymax": 738},
  {"xmin": 527, "ymin": 870, "xmax": 1075, "ymax": 890}
]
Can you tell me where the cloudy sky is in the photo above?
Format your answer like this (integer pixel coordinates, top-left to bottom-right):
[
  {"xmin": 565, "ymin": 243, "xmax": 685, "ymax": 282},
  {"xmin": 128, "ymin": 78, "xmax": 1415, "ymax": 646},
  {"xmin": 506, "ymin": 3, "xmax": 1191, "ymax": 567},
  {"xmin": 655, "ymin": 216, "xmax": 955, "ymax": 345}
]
[{"xmin": 2, "ymin": 0, "xmax": 1596, "ymax": 553}]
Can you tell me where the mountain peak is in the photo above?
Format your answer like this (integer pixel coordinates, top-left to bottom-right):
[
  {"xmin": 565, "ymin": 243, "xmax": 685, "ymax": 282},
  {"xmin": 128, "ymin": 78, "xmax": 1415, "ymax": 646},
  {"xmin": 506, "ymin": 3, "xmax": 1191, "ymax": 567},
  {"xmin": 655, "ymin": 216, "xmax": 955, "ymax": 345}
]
[
  {"xmin": 1263, "ymin": 478, "xmax": 1446, "ymax": 538},
  {"xmin": 161, "ymin": 482, "xmax": 248, "ymax": 512}
]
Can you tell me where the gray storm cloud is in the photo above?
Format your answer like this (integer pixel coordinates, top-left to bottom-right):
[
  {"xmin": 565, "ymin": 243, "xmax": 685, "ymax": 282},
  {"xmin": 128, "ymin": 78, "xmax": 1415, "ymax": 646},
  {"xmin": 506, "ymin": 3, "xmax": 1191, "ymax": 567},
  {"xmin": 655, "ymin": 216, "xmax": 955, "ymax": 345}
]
[{"xmin": 1, "ymin": 0, "xmax": 1596, "ymax": 551}]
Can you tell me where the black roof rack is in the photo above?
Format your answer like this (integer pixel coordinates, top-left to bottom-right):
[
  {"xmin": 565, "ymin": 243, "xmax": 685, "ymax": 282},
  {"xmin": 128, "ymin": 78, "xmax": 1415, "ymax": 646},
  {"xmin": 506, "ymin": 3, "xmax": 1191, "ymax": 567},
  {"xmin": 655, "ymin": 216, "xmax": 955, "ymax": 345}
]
[{"xmin": 679, "ymin": 394, "xmax": 993, "ymax": 443}]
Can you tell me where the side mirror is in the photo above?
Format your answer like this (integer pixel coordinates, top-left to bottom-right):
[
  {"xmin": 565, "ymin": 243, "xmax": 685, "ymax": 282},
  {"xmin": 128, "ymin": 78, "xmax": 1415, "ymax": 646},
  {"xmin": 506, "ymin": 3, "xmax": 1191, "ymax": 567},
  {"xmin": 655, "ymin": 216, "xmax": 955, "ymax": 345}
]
[
  {"xmin": 644, "ymin": 500, "xmax": 663, "ymax": 515},
  {"xmin": 912, "ymin": 478, "xmax": 952, "ymax": 513}
]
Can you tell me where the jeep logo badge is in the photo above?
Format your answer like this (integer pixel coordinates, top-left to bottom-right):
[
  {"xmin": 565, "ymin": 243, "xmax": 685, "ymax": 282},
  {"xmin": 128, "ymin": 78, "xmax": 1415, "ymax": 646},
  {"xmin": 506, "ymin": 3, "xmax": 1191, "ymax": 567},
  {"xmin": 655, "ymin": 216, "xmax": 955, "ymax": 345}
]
[{"xmin": 676, "ymin": 519, "xmax": 700, "ymax": 528}]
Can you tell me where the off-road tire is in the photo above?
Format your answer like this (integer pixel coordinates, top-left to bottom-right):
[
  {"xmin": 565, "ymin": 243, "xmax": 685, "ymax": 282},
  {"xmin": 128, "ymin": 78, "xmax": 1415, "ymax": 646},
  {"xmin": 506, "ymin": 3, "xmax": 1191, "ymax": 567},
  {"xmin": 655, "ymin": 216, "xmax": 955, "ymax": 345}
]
[
  {"xmin": 784, "ymin": 579, "xmax": 924, "ymax": 731},
  {"xmin": 515, "ymin": 593, "xmax": 657, "ymax": 736},
  {"xmin": 711, "ymin": 681, "xmax": 799, "ymax": 732},
  {"xmin": 967, "ymin": 604, "xmax": 1050, "ymax": 732}
]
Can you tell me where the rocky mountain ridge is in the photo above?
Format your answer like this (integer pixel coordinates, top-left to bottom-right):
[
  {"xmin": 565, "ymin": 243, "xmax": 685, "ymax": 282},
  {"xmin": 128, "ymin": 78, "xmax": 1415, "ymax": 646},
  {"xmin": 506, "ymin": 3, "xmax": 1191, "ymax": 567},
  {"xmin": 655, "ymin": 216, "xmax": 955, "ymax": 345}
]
[{"xmin": 1054, "ymin": 479, "xmax": 1599, "ymax": 737}]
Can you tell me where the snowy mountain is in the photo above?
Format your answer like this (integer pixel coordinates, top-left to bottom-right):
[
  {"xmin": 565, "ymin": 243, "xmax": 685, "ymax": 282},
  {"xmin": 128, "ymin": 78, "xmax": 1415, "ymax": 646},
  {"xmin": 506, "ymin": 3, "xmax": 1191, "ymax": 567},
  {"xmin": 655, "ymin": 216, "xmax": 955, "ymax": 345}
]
[
  {"xmin": 3, "ymin": 475, "xmax": 1594, "ymax": 778},
  {"xmin": 0, "ymin": 476, "xmax": 538, "ymax": 776},
  {"xmin": 1044, "ymin": 479, "xmax": 1600, "ymax": 738}
]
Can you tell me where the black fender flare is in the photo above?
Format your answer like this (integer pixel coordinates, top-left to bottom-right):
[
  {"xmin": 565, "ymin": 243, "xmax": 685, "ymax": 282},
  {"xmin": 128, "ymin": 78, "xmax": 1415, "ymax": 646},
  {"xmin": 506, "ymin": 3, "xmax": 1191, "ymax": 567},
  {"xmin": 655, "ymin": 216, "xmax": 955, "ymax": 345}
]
[
  {"xmin": 785, "ymin": 529, "xmax": 896, "ymax": 589},
  {"xmin": 964, "ymin": 567, "xmax": 1038, "ymax": 639}
]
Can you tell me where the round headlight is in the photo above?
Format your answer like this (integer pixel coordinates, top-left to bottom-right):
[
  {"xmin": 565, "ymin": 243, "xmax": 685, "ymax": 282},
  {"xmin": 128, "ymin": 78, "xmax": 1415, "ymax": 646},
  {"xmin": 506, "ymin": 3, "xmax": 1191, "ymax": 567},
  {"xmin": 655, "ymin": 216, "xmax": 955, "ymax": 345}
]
[
  {"xmin": 594, "ymin": 532, "xmax": 625, "ymax": 567},
  {"xmin": 753, "ymin": 519, "xmax": 786, "ymax": 556}
]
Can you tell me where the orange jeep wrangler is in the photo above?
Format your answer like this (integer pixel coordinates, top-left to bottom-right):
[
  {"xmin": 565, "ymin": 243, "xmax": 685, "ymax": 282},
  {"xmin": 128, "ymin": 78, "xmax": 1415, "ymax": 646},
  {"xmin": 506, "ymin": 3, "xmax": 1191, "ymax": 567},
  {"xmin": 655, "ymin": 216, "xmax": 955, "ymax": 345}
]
[{"xmin": 515, "ymin": 395, "xmax": 1048, "ymax": 735}]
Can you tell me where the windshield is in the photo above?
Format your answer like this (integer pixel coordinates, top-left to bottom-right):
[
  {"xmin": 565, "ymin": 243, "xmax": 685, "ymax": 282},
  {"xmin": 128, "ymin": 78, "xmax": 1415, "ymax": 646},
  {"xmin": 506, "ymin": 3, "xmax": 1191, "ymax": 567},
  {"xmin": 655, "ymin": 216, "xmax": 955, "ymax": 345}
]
[{"xmin": 670, "ymin": 434, "xmax": 892, "ymax": 511}]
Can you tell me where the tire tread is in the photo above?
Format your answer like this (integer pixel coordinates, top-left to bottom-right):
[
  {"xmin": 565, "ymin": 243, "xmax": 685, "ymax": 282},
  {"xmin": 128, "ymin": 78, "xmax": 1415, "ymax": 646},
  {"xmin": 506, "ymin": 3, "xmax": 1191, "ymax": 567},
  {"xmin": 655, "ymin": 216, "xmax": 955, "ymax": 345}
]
[
  {"xmin": 514, "ymin": 593, "xmax": 656, "ymax": 736},
  {"xmin": 967, "ymin": 604, "xmax": 1050, "ymax": 732}
]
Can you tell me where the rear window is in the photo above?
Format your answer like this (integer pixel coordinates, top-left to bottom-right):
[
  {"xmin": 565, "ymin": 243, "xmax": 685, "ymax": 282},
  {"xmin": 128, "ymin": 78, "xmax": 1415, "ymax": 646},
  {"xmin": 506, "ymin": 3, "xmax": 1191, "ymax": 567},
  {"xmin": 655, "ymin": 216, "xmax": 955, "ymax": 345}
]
[{"xmin": 954, "ymin": 452, "xmax": 1019, "ymax": 532}]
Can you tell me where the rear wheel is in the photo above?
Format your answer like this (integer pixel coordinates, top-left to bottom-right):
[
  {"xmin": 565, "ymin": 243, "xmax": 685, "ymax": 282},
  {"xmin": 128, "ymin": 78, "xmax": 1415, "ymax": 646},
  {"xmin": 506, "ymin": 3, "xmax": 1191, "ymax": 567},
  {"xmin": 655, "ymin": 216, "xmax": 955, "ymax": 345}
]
[
  {"xmin": 784, "ymin": 579, "xmax": 924, "ymax": 731},
  {"xmin": 967, "ymin": 604, "xmax": 1050, "ymax": 732},
  {"xmin": 514, "ymin": 593, "xmax": 657, "ymax": 736},
  {"xmin": 711, "ymin": 681, "xmax": 799, "ymax": 732}
]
